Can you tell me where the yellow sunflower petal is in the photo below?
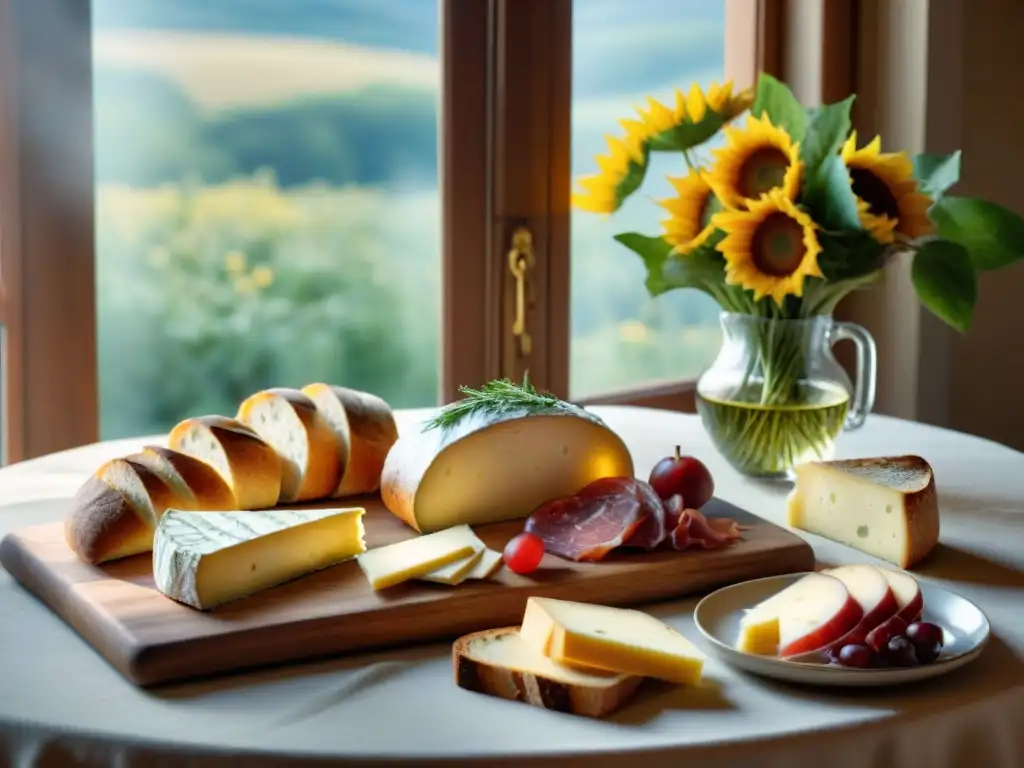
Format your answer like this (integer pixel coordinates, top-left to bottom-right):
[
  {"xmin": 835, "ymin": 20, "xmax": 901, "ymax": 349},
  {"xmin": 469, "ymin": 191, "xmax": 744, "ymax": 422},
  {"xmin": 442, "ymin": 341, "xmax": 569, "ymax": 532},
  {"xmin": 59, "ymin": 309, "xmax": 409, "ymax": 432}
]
[
  {"xmin": 658, "ymin": 168, "xmax": 717, "ymax": 255},
  {"xmin": 842, "ymin": 134, "xmax": 934, "ymax": 242},
  {"xmin": 707, "ymin": 113, "xmax": 803, "ymax": 208},
  {"xmin": 712, "ymin": 188, "xmax": 823, "ymax": 305},
  {"xmin": 686, "ymin": 82, "xmax": 707, "ymax": 124}
]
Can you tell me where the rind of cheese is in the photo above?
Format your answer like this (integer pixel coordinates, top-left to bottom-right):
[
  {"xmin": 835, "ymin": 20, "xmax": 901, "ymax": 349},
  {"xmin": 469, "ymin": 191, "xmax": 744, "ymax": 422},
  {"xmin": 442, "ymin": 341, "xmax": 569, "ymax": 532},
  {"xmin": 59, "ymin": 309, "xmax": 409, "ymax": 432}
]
[
  {"xmin": 787, "ymin": 455, "xmax": 939, "ymax": 568},
  {"xmin": 153, "ymin": 507, "xmax": 366, "ymax": 610},
  {"xmin": 356, "ymin": 525, "xmax": 480, "ymax": 590},
  {"xmin": 380, "ymin": 410, "xmax": 634, "ymax": 533},
  {"xmin": 520, "ymin": 597, "xmax": 705, "ymax": 684}
]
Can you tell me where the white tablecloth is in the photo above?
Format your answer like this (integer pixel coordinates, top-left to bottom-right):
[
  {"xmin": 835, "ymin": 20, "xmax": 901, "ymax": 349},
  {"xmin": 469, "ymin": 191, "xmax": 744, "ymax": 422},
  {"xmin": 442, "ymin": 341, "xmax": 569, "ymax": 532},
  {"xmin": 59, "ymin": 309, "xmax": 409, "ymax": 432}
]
[{"xmin": 2, "ymin": 406, "xmax": 1023, "ymax": 767}]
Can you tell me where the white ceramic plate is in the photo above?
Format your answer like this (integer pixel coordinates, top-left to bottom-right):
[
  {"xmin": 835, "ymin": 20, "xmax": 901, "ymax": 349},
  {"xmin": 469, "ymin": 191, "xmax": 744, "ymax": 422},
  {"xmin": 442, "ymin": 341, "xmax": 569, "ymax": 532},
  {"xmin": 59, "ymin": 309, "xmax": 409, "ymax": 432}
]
[{"xmin": 694, "ymin": 572, "xmax": 990, "ymax": 687}]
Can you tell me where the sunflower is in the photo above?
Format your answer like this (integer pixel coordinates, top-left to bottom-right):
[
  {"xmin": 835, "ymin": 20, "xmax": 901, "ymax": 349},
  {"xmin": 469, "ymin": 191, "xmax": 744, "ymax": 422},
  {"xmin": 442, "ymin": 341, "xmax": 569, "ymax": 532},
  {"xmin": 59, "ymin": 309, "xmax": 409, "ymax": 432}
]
[
  {"xmin": 708, "ymin": 114, "xmax": 803, "ymax": 209},
  {"xmin": 841, "ymin": 132, "xmax": 934, "ymax": 243},
  {"xmin": 659, "ymin": 168, "xmax": 718, "ymax": 255},
  {"xmin": 713, "ymin": 189, "xmax": 823, "ymax": 305},
  {"xmin": 570, "ymin": 133, "xmax": 646, "ymax": 213},
  {"xmin": 705, "ymin": 80, "xmax": 754, "ymax": 119}
]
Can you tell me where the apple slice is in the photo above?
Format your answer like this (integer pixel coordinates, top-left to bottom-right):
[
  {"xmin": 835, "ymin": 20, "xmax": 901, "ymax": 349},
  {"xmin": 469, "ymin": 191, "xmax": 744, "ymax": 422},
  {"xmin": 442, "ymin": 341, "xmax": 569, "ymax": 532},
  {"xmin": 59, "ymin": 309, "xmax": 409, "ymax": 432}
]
[
  {"xmin": 879, "ymin": 568, "xmax": 923, "ymax": 624},
  {"xmin": 737, "ymin": 573, "xmax": 864, "ymax": 658},
  {"xmin": 822, "ymin": 564, "xmax": 899, "ymax": 645}
]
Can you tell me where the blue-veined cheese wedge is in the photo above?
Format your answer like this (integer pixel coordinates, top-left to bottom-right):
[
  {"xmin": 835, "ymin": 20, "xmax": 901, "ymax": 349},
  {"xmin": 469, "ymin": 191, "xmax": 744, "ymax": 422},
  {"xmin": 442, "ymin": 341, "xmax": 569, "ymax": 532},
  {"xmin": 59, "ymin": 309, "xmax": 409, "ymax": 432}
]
[
  {"xmin": 153, "ymin": 507, "xmax": 365, "ymax": 610},
  {"xmin": 380, "ymin": 390, "xmax": 634, "ymax": 533}
]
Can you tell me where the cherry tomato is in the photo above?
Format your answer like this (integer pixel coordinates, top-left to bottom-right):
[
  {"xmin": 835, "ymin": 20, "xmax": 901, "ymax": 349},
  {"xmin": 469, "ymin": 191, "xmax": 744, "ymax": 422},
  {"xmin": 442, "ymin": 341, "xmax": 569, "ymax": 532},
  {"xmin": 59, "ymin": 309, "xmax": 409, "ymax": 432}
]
[{"xmin": 503, "ymin": 532, "xmax": 545, "ymax": 574}]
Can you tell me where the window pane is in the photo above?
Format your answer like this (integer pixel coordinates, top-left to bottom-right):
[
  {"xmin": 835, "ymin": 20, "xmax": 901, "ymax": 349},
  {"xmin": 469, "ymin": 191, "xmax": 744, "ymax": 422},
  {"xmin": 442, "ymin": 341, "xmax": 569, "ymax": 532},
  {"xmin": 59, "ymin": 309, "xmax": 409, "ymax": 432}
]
[
  {"xmin": 570, "ymin": 0, "xmax": 725, "ymax": 398},
  {"xmin": 92, "ymin": 1, "xmax": 441, "ymax": 439}
]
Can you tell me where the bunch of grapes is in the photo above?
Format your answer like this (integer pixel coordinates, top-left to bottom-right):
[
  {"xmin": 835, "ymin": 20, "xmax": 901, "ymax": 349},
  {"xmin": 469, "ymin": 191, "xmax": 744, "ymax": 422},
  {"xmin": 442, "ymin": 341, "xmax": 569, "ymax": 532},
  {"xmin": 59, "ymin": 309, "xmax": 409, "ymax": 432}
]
[{"xmin": 835, "ymin": 620, "xmax": 945, "ymax": 669}]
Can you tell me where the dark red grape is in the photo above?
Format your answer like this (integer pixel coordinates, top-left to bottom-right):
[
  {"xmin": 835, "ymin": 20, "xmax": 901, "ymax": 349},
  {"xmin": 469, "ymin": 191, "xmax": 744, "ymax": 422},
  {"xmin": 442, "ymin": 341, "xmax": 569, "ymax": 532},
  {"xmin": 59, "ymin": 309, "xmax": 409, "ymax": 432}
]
[
  {"xmin": 886, "ymin": 636, "xmax": 919, "ymax": 667},
  {"xmin": 837, "ymin": 644, "xmax": 874, "ymax": 669},
  {"xmin": 906, "ymin": 622, "xmax": 944, "ymax": 664}
]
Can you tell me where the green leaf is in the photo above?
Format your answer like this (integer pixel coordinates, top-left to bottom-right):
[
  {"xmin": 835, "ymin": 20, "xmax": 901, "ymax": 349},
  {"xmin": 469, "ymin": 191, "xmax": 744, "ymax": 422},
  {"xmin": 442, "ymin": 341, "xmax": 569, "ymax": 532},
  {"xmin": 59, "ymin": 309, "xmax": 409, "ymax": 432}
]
[
  {"xmin": 912, "ymin": 151, "xmax": 961, "ymax": 200},
  {"xmin": 646, "ymin": 115, "xmax": 726, "ymax": 152},
  {"xmin": 799, "ymin": 95, "xmax": 854, "ymax": 175},
  {"xmin": 910, "ymin": 239, "xmax": 978, "ymax": 333},
  {"xmin": 750, "ymin": 73, "xmax": 806, "ymax": 141},
  {"xmin": 612, "ymin": 144, "xmax": 651, "ymax": 209},
  {"xmin": 615, "ymin": 231, "xmax": 724, "ymax": 298},
  {"xmin": 803, "ymin": 155, "xmax": 861, "ymax": 231},
  {"xmin": 929, "ymin": 196, "xmax": 1024, "ymax": 270},
  {"xmin": 817, "ymin": 230, "xmax": 885, "ymax": 282}
]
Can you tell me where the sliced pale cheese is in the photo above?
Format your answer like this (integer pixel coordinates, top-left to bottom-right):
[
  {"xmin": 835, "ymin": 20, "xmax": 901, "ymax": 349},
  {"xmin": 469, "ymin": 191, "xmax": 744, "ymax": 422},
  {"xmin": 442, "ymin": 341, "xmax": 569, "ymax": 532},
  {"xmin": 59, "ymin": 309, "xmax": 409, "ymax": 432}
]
[
  {"xmin": 465, "ymin": 548, "xmax": 504, "ymax": 580},
  {"xmin": 153, "ymin": 507, "xmax": 366, "ymax": 610},
  {"xmin": 787, "ymin": 455, "xmax": 939, "ymax": 568},
  {"xmin": 420, "ymin": 548, "xmax": 484, "ymax": 585},
  {"xmin": 380, "ymin": 405, "xmax": 634, "ymax": 533},
  {"xmin": 519, "ymin": 597, "xmax": 705, "ymax": 684},
  {"xmin": 356, "ymin": 524, "xmax": 479, "ymax": 590}
]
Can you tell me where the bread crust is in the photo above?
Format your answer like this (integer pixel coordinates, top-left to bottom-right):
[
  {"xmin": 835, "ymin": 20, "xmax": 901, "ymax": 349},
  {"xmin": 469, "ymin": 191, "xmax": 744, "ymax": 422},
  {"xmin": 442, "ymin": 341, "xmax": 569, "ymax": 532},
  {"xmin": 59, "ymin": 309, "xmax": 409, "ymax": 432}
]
[
  {"xmin": 452, "ymin": 627, "xmax": 643, "ymax": 718},
  {"xmin": 301, "ymin": 383, "xmax": 397, "ymax": 497},
  {"xmin": 64, "ymin": 476, "xmax": 154, "ymax": 565},
  {"xmin": 167, "ymin": 416, "xmax": 282, "ymax": 510},
  {"xmin": 136, "ymin": 445, "xmax": 238, "ymax": 510},
  {"xmin": 64, "ymin": 458, "xmax": 184, "ymax": 565},
  {"xmin": 237, "ymin": 388, "xmax": 342, "ymax": 503}
]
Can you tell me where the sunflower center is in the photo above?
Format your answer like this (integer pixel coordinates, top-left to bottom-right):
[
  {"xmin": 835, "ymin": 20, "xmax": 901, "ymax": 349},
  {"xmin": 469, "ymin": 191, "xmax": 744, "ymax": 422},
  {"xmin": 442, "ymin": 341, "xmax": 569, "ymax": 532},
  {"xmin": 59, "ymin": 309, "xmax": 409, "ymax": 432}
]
[
  {"xmin": 751, "ymin": 213, "xmax": 806, "ymax": 276},
  {"xmin": 850, "ymin": 167, "xmax": 900, "ymax": 218},
  {"xmin": 738, "ymin": 148, "xmax": 791, "ymax": 199}
]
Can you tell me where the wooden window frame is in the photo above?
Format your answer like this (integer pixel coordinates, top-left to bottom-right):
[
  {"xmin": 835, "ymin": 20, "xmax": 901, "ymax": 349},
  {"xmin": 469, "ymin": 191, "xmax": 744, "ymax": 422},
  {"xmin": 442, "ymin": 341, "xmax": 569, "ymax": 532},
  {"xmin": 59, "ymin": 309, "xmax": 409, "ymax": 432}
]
[
  {"xmin": 0, "ymin": 0, "xmax": 807, "ymax": 462},
  {"xmin": 0, "ymin": 0, "xmax": 97, "ymax": 463}
]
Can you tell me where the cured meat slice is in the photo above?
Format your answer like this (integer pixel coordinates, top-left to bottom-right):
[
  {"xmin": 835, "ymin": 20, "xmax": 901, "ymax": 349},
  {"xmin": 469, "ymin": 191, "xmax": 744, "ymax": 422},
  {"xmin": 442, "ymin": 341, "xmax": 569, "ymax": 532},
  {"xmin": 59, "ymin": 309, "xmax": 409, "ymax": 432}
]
[
  {"xmin": 623, "ymin": 480, "xmax": 671, "ymax": 550},
  {"xmin": 667, "ymin": 506, "xmax": 743, "ymax": 551},
  {"xmin": 525, "ymin": 479, "xmax": 646, "ymax": 562}
]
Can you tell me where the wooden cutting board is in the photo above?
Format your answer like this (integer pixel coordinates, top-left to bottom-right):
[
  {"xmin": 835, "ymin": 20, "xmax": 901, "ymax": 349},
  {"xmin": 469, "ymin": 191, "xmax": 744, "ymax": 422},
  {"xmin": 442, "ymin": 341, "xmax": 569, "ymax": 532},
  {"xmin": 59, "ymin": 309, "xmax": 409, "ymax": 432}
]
[{"xmin": 0, "ymin": 496, "xmax": 814, "ymax": 687}]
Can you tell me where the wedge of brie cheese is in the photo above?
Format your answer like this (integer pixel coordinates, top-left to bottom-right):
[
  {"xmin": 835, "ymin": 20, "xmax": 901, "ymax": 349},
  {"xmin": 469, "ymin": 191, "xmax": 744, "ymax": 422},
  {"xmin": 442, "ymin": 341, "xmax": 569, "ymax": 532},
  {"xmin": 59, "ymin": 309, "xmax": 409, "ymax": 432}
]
[
  {"xmin": 787, "ymin": 455, "xmax": 939, "ymax": 568},
  {"xmin": 153, "ymin": 507, "xmax": 366, "ymax": 610}
]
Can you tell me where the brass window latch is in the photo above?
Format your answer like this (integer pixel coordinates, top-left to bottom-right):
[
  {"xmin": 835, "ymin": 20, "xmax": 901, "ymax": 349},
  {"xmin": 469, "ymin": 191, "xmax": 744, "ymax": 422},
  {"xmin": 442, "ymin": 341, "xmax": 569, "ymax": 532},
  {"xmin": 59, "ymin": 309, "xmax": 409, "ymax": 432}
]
[{"xmin": 507, "ymin": 226, "xmax": 534, "ymax": 358}]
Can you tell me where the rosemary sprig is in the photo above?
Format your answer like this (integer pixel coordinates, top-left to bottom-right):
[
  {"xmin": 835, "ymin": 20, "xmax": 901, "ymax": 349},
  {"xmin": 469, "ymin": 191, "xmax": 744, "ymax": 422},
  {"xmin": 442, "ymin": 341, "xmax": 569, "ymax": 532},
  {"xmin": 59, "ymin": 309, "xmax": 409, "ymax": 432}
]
[{"xmin": 424, "ymin": 373, "xmax": 574, "ymax": 431}]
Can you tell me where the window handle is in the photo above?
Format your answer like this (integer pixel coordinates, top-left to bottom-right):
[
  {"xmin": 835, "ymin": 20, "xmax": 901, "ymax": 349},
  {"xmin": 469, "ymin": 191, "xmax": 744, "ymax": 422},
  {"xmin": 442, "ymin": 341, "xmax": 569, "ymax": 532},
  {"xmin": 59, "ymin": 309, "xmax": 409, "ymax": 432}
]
[{"xmin": 507, "ymin": 226, "xmax": 534, "ymax": 358}]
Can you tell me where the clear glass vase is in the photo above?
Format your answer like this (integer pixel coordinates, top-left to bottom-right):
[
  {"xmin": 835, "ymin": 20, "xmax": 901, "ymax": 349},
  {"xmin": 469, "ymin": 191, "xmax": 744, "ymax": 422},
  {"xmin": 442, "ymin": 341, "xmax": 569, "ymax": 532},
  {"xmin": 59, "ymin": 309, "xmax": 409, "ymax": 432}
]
[{"xmin": 696, "ymin": 312, "xmax": 877, "ymax": 479}]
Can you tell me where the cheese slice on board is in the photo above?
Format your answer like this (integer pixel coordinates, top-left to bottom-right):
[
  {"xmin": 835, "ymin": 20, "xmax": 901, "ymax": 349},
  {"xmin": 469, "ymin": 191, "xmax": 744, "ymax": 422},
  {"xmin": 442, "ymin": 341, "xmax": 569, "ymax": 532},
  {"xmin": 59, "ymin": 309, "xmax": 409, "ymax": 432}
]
[
  {"xmin": 520, "ymin": 597, "xmax": 705, "ymax": 684},
  {"xmin": 787, "ymin": 455, "xmax": 939, "ymax": 568},
  {"xmin": 419, "ymin": 548, "xmax": 484, "ymax": 585},
  {"xmin": 153, "ymin": 507, "xmax": 366, "ymax": 610},
  {"xmin": 465, "ymin": 548, "xmax": 504, "ymax": 580},
  {"xmin": 356, "ymin": 524, "xmax": 479, "ymax": 590}
]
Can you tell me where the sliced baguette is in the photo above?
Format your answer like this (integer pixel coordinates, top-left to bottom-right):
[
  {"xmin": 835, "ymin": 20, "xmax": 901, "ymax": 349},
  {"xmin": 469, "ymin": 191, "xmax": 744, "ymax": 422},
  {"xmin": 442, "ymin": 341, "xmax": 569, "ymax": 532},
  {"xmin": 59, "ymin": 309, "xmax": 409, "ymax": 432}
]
[
  {"xmin": 167, "ymin": 415, "xmax": 282, "ymax": 509},
  {"xmin": 301, "ymin": 383, "xmax": 398, "ymax": 496},
  {"xmin": 453, "ymin": 627, "xmax": 643, "ymax": 718},
  {"xmin": 236, "ymin": 387, "xmax": 342, "ymax": 503},
  {"xmin": 131, "ymin": 445, "xmax": 238, "ymax": 510},
  {"xmin": 64, "ymin": 458, "xmax": 189, "ymax": 564}
]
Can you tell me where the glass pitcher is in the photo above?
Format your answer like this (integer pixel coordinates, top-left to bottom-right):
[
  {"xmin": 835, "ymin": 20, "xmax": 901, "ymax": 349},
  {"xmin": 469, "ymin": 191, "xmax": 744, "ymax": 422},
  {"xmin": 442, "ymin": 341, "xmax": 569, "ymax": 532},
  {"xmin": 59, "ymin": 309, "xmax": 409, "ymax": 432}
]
[{"xmin": 695, "ymin": 312, "xmax": 877, "ymax": 479}]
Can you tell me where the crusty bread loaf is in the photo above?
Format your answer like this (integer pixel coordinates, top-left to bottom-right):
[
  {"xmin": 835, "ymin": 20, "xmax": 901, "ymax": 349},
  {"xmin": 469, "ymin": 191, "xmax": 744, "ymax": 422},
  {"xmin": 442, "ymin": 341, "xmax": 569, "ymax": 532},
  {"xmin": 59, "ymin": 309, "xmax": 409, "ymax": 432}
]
[
  {"xmin": 132, "ymin": 445, "xmax": 237, "ymax": 511},
  {"xmin": 64, "ymin": 458, "xmax": 190, "ymax": 564},
  {"xmin": 453, "ymin": 627, "xmax": 643, "ymax": 718},
  {"xmin": 167, "ymin": 415, "xmax": 283, "ymax": 509},
  {"xmin": 301, "ymin": 383, "xmax": 398, "ymax": 496},
  {"xmin": 236, "ymin": 388, "xmax": 342, "ymax": 503}
]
